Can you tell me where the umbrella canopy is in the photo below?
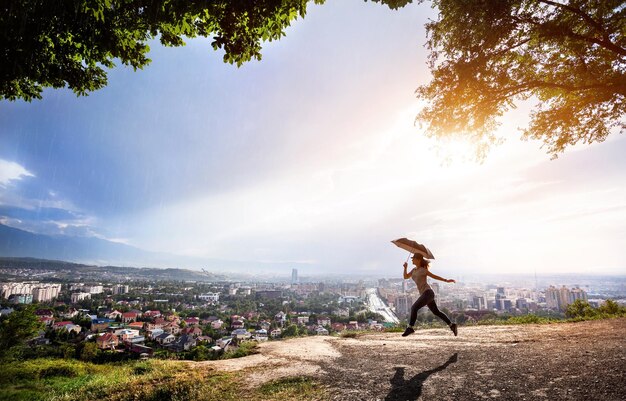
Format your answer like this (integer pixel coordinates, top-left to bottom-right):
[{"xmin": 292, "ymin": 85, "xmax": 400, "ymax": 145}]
[{"xmin": 391, "ymin": 238, "xmax": 435, "ymax": 259}]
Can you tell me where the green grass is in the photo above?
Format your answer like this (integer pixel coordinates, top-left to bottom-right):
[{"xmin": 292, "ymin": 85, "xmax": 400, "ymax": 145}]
[
  {"xmin": 0, "ymin": 358, "xmax": 202, "ymax": 401},
  {"xmin": 0, "ymin": 358, "xmax": 325, "ymax": 401},
  {"xmin": 339, "ymin": 330, "xmax": 362, "ymax": 338},
  {"xmin": 258, "ymin": 376, "xmax": 323, "ymax": 400},
  {"xmin": 383, "ymin": 326, "xmax": 405, "ymax": 333}
]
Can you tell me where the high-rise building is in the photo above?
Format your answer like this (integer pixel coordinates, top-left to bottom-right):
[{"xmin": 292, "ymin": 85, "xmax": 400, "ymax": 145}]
[
  {"xmin": 570, "ymin": 287, "xmax": 588, "ymax": 303},
  {"xmin": 516, "ymin": 298, "xmax": 529, "ymax": 310},
  {"xmin": 83, "ymin": 285, "xmax": 103, "ymax": 294},
  {"xmin": 558, "ymin": 286, "xmax": 571, "ymax": 309},
  {"xmin": 495, "ymin": 292, "xmax": 506, "ymax": 310},
  {"xmin": 472, "ymin": 295, "xmax": 487, "ymax": 310},
  {"xmin": 291, "ymin": 268, "xmax": 298, "ymax": 285},
  {"xmin": 1, "ymin": 282, "xmax": 60, "ymax": 302},
  {"xmin": 545, "ymin": 286, "xmax": 559, "ymax": 309},
  {"xmin": 32, "ymin": 284, "xmax": 62, "ymax": 302},
  {"xmin": 1, "ymin": 282, "xmax": 37, "ymax": 298},
  {"xmin": 545, "ymin": 285, "xmax": 587, "ymax": 310},
  {"xmin": 394, "ymin": 295, "xmax": 414, "ymax": 319},
  {"xmin": 112, "ymin": 284, "xmax": 129, "ymax": 295}
]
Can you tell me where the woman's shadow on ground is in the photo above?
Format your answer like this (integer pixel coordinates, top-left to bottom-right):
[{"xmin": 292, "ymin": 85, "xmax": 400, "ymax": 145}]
[{"xmin": 385, "ymin": 353, "xmax": 458, "ymax": 401}]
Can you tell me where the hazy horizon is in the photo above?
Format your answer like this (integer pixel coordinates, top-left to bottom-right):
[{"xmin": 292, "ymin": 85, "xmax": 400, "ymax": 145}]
[{"xmin": 1, "ymin": 1, "xmax": 625, "ymax": 277}]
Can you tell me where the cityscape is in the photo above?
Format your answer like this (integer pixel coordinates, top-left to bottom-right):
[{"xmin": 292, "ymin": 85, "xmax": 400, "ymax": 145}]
[{"xmin": 1, "ymin": 258, "xmax": 624, "ymax": 360}]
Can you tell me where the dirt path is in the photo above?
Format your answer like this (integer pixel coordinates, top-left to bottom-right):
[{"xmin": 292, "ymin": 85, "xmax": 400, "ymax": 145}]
[{"xmin": 199, "ymin": 318, "xmax": 626, "ymax": 400}]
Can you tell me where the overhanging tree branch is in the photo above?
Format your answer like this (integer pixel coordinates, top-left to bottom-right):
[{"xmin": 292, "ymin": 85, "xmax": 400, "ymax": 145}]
[{"xmin": 538, "ymin": 0, "xmax": 606, "ymax": 36}]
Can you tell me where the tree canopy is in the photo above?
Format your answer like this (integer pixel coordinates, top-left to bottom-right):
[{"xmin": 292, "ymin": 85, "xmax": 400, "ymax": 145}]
[
  {"xmin": 414, "ymin": 0, "xmax": 626, "ymax": 157},
  {"xmin": 0, "ymin": 0, "xmax": 320, "ymax": 101},
  {"xmin": 1, "ymin": 0, "xmax": 624, "ymax": 156},
  {"xmin": 0, "ymin": 306, "xmax": 44, "ymax": 352}
]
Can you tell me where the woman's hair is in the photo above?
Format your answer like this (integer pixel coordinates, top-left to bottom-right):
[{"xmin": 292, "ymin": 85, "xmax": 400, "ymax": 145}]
[{"xmin": 412, "ymin": 253, "xmax": 430, "ymax": 268}]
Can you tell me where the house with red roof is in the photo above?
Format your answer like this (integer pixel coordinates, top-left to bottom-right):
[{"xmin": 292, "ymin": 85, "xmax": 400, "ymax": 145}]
[
  {"xmin": 122, "ymin": 312, "xmax": 138, "ymax": 323},
  {"xmin": 181, "ymin": 327, "xmax": 203, "ymax": 337},
  {"xmin": 184, "ymin": 317, "xmax": 200, "ymax": 326},
  {"xmin": 331, "ymin": 322, "xmax": 346, "ymax": 332},
  {"xmin": 128, "ymin": 321, "xmax": 145, "ymax": 331},
  {"xmin": 143, "ymin": 310, "xmax": 162, "ymax": 319},
  {"xmin": 53, "ymin": 321, "xmax": 74, "ymax": 330},
  {"xmin": 96, "ymin": 332, "xmax": 119, "ymax": 350}
]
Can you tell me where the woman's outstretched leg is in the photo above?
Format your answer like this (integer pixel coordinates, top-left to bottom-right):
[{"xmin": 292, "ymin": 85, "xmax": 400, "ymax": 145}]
[{"xmin": 427, "ymin": 300, "xmax": 458, "ymax": 336}]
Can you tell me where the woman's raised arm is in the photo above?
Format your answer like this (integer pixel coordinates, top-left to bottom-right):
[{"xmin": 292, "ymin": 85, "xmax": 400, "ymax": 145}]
[
  {"xmin": 426, "ymin": 270, "xmax": 455, "ymax": 283},
  {"xmin": 403, "ymin": 263, "xmax": 413, "ymax": 279}
]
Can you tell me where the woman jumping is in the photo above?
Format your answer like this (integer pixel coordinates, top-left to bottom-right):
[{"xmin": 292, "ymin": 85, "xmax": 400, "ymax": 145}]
[{"xmin": 402, "ymin": 253, "xmax": 458, "ymax": 337}]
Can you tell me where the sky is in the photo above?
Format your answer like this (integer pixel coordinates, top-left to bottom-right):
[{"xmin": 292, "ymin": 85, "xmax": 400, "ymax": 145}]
[{"xmin": 1, "ymin": 1, "xmax": 625, "ymax": 277}]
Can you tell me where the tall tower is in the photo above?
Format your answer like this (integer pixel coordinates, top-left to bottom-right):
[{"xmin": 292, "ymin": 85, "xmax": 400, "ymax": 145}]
[{"xmin": 291, "ymin": 268, "xmax": 298, "ymax": 285}]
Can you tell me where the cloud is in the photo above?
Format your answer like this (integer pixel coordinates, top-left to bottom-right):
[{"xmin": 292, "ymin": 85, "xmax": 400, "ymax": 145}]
[
  {"xmin": 0, "ymin": 161, "xmax": 99, "ymax": 238},
  {"xmin": 0, "ymin": 159, "xmax": 34, "ymax": 187}
]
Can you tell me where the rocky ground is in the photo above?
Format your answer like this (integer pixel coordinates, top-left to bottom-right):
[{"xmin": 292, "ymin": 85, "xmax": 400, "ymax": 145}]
[{"xmin": 200, "ymin": 318, "xmax": 626, "ymax": 400}]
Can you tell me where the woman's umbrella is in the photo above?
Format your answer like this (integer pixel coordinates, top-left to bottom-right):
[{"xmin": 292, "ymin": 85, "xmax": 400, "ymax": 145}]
[{"xmin": 391, "ymin": 238, "xmax": 435, "ymax": 259}]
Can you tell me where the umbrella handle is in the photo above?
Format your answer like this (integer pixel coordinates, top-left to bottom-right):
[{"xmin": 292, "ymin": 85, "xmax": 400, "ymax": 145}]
[{"xmin": 406, "ymin": 254, "xmax": 411, "ymax": 263}]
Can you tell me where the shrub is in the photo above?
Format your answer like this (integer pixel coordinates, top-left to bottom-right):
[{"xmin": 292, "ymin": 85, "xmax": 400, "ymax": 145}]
[
  {"xmin": 565, "ymin": 300, "xmax": 597, "ymax": 319},
  {"xmin": 188, "ymin": 345, "xmax": 214, "ymax": 361},
  {"xmin": 221, "ymin": 341, "xmax": 258, "ymax": 360},
  {"xmin": 79, "ymin": 342, "xmax": 99, "ymax": 362},
  {"xmin": 281, "ymin": 324, "xmax": 299, "ymax": 338},
  {"xmin": 598, "ymin": 299, "xmax": 625, "ymax": 315}
]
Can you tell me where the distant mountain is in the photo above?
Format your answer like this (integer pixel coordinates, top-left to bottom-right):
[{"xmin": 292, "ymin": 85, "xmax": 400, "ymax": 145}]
[{"xmin": 0, "ymin": 223, "xmax": 168, "ymax": 266}]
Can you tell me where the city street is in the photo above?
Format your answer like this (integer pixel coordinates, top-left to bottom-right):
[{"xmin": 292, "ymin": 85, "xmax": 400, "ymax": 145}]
[{"xmin": 366, "ymin": 288, "xmax": 399, "ymax": 324}]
